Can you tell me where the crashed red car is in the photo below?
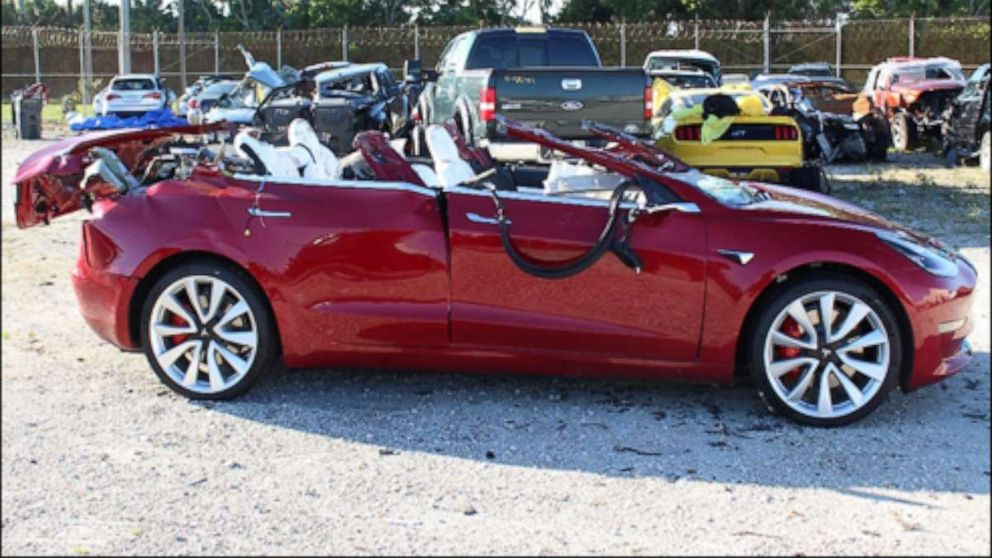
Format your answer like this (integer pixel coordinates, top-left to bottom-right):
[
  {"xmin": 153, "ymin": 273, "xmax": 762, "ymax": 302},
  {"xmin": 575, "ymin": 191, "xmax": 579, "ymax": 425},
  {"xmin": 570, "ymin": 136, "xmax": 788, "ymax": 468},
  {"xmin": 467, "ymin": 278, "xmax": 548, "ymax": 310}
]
[
  {"xmin": 863, "ymin": 56, "xmax": 966, "ymax": 151},
  {"xmin": 11, "ymin": 117, "xmax": 976, "ymax": 427}
]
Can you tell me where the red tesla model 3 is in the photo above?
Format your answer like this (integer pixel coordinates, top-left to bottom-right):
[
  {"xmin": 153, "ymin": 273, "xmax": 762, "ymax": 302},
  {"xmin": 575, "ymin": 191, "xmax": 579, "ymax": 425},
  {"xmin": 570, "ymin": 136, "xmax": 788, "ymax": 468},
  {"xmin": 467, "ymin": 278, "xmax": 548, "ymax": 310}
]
[{"xmin": 11, "ymin": 117, "xmax": 976, "ymax": 426}]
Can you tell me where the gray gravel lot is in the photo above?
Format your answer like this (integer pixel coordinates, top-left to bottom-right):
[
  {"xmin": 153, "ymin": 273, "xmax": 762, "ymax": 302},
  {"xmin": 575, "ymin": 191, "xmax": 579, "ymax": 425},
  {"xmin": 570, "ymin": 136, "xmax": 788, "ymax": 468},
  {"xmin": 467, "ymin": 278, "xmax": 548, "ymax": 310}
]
[{"xmin": 2, "ymin": 133, "xmax": 989, "ymax": 555}]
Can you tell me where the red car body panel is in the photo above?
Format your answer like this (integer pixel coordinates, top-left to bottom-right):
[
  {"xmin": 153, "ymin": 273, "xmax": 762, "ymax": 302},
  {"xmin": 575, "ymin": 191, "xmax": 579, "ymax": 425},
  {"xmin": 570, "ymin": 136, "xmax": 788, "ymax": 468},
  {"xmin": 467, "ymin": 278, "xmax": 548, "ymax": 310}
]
[{"xmin": 10, "ymin": 121, "xmax": 977, "ymax": 393}]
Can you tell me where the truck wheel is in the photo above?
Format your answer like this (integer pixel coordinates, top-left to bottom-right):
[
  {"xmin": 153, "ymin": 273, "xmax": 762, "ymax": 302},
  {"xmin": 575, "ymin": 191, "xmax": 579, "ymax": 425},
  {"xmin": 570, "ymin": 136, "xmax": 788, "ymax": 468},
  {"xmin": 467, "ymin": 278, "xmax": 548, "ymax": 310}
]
[
  {"xmin": 981, "ymin": 132, "xmax": 991, "ymax": 172},
  {"xmin": 890, "ymin": 113, "xmax": 916, "ymax": 152}
]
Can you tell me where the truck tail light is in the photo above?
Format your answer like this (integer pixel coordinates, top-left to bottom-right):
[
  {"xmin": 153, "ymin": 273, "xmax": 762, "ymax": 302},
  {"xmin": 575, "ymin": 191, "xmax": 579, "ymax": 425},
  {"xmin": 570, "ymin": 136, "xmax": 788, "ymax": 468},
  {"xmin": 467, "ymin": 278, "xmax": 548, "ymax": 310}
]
[
  {"xmin": 143, "ymin": 92, "xmax": 162, "ymax": 100},
  {"xmin": 105, "ymin": 93, "xmax": 121, "ymax": 101},
  {"xmin": 644, "ymin": 86, "xmax": 653, "ymax": 119},
  {"xmin": 774, "ymin": 125, "xmax": 798, "ymax": 140},
  {"xmin": 411, "ymin": 105, "xmax": 421, "ymax": 123},
  {"xmin": 675, "ymin": 124, "xmax": 701, "ymax": 141},
  {"xmin": 479, "ymin": 86, "xmax": 496, "ymax": 122}
]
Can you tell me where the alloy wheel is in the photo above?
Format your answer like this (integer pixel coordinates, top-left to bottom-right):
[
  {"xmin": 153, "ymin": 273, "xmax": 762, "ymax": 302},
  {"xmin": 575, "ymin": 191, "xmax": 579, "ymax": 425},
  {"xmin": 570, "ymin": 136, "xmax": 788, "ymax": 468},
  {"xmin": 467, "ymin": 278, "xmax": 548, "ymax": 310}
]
[
  {"xmin": 148, "ymin": 275, "xmax": 259, "ymax": 395},
  {"xmin": 762, "ymin": 290, "xmax": 891, "ymax": 420}
]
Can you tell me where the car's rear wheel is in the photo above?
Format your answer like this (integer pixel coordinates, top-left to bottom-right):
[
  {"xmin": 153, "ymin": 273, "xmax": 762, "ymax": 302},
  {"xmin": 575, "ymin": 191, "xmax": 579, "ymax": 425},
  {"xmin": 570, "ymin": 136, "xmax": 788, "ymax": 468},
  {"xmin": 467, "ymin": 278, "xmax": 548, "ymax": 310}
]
[
  {"xmin": 140, "ymin": 261, "xmax": 276, "ymax": 399},
  {"xmin": 749, "ymin": 276, "xmax": 902, "ymax": 427},
  {"xmin": 890, "ymin": 112, "xmax": 916, "ymax": 152},
  {"xmin": 980, "ymin": 131, "xmax": 990, "ymax": 172}
]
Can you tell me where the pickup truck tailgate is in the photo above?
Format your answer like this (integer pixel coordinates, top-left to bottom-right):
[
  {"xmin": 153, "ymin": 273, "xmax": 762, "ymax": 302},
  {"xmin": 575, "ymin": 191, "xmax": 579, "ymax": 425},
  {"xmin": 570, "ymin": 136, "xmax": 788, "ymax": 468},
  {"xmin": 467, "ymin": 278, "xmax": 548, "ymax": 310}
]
[{"xmin": 492, "ymin": 67, "xmax": 649, "ymax": 138}]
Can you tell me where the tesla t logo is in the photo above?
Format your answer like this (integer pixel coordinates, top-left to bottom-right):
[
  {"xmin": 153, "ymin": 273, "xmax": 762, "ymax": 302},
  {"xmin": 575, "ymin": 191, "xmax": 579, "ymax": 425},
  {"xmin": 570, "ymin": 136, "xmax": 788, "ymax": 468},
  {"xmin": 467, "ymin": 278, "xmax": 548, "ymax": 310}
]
[{"xmin": 561, "ymin": 100, "xmax": 584, "ymax": 111}]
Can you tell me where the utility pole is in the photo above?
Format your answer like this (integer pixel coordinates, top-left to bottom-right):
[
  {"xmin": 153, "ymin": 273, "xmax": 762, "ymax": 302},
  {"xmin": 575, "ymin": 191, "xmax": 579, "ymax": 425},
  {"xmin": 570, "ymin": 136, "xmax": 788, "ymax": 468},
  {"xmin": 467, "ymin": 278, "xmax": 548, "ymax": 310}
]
[
  {"xmin": 178, "ymin": 0, "xmax": 187, "ymax": 89},
  {"xmin": 119, "ymin": 0, "xmax": 131, "ymax": 73},
  {"xmin": 83, "ymin": 0, "xmax": 92, "ymax": 108}
]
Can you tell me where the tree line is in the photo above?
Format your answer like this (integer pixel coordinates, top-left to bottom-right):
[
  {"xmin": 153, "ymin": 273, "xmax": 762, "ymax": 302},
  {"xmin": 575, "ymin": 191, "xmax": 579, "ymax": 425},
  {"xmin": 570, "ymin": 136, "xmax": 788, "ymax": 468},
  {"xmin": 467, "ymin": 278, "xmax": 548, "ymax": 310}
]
[{"xmin": 2, "ymin": 0, "xmax": 988, "ymax": 32}]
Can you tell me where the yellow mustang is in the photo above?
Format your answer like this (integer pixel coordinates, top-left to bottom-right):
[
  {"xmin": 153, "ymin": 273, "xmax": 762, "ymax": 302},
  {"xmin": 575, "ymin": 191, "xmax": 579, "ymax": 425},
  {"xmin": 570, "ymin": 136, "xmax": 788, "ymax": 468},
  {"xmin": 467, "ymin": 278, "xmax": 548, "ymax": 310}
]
[{"xmin": 652, "ymin": 82, "xmax": 822, "ymax": 191}]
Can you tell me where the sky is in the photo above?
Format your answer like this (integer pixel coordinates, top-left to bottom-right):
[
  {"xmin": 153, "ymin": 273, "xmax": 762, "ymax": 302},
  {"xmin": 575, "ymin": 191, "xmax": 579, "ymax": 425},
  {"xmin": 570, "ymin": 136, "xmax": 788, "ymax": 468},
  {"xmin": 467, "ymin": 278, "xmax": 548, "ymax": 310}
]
[{"xmin": 45, "ymin": 0, "xmax": 566, "ymax": 23}]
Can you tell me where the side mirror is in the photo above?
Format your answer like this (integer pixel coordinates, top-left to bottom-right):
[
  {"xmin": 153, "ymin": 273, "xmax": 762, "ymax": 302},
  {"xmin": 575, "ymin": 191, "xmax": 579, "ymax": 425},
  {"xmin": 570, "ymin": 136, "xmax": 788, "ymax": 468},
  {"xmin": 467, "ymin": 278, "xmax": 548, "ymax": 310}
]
[
  {"xmin": 403, "ymin": 59, "xmax": 422, "ymax": 83},
  {"xmin": 423, "ymin": 69, "xmax": 439, "ymax": 83}
]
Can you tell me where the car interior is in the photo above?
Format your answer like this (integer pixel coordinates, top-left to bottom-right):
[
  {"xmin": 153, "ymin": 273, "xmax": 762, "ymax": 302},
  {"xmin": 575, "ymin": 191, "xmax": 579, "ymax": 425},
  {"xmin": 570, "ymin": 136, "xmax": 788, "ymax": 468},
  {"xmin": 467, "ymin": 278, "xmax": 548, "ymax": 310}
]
[{"xmin": 224, "ymin": 118, "xmax": 630, "ymax": 201}]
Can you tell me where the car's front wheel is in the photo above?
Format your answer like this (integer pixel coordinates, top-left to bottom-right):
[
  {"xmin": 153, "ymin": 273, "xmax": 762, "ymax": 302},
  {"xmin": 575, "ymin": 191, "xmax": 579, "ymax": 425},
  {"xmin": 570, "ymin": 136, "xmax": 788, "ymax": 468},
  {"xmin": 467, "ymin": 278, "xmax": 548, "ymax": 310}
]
[
  {"xmin": 890, "ymin": 112, "xmax": 916, "ymax": 152},
  {"xmin": 140, "ymin": 261, "xmax": 277, "ymax": 399},
  {"xmin": 749, "ymin": 276, "xmax": 902, "ymax": 427}
]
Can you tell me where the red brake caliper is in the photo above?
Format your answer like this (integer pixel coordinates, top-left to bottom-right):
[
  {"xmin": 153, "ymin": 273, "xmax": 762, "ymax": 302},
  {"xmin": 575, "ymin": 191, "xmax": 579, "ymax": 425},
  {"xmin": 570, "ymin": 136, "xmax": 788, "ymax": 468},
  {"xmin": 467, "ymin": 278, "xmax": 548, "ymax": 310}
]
[
  {"xmin": 170, "ymin": 313, "xmax": 190, "ymax": 345},
  {"xmin": 776, "ymin": 317, "xmax": 804, "ymax": 381}
]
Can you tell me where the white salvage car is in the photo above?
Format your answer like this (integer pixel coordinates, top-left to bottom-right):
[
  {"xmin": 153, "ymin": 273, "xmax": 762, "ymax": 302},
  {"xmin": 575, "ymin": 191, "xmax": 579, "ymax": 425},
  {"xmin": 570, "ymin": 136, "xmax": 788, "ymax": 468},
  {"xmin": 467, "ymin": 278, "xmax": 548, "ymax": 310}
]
[{"xmin": 93, "ymin": 74, "xmax": 176, "ymax": 117}]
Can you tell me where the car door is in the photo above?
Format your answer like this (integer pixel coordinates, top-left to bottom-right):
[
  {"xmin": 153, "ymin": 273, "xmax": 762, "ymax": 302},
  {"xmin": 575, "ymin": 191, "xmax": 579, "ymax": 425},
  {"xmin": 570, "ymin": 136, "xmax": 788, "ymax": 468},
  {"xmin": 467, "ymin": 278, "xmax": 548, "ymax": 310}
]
[
  {"xmin": 444, "ymin": 186, "xmax": 707, "ymax": 362},
  {"xmin": 232, "ymin": 174, "xmax": 450, "ymax": 350},
  {"xmin": 431, "ymin": 36, "xmax": 464, "ymax": 124}
]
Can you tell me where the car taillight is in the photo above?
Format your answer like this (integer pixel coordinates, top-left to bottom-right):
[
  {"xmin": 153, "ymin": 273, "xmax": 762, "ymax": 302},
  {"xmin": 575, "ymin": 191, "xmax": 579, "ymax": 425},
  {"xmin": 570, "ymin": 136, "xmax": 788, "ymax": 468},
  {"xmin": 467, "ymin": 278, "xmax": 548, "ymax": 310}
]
[
  {"xmin": 83, "ymin": 222, "xmax": 119, "ymax": 270},
  {"xmin": 105, "ymin": 93, "xmax": 121, "ymax": 100},
  {"xmin": 774, "ymin": 125, "xmax": 798, "ymax": 140},
  {"xmin": 644, "ymin": 86, "xmax": 653, "ymax": 119},
  {"xmin": 479, "ymin": 86, "xmax": 496, "ymax": 122},
  {"xmin": 411, "ymin": 106, "xmax": 421, "ymax": 123},
  {"xmin": 675, "ymin": 124, "xmax": 701, "ymax": 141},
  {"xmin": 188, "ymin": 98, "xmax": 198, "ymax": 109},
  {"xmin": 143, "ymin": 92, "xmax": 162, "ymax": 100}
]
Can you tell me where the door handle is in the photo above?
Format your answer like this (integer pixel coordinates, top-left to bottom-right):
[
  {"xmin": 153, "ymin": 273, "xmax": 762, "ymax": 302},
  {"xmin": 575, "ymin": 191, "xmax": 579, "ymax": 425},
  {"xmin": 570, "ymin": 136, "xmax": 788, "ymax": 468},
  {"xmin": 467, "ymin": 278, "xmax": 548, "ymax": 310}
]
[
  {"xmin": 248, "ymin": 207, "xmax": 292, "ymax": 218},
  {"xmin": 466, "ymin": 212, "xmax": 510, "ymax": 225}
]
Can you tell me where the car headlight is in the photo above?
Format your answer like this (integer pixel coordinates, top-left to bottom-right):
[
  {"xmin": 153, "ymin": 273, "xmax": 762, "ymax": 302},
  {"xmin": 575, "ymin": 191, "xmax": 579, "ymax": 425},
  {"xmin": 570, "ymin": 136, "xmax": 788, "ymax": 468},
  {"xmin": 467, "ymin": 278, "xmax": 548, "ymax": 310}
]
[{"xmin": 876, "ymin": 230, "xmax": 959, "ymax": 277}]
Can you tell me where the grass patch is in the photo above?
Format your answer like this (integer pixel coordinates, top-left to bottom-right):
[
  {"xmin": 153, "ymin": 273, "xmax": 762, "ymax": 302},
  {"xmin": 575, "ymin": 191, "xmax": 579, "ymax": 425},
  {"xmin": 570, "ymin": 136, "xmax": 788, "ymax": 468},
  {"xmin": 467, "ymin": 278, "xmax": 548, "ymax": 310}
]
[{"xmin": 1, "ymin": 102, "xmax": 69, "ymax": 125}]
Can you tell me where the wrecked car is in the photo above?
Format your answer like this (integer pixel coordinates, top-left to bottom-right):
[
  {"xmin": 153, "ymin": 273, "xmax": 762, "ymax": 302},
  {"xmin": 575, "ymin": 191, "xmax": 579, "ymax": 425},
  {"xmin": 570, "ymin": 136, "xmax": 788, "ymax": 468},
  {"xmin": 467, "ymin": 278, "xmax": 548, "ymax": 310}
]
[
  {"xmin": 862, "ymin": 56, "xmax": 966, "ymax": 151},
  {"xmin": 644, "ymin": 49, "xmax": 721, "ymax": 89},
  {"xmin": 203, "ymin": 45, "xmax": 419, "ymax": 153},
  {"xmin": 757, "ymin": 79, "xmax": 890, "ymax": 162},
  {"xmin": 256, "ymin": 62, "xmax": 415, "ymax": 152},
  {"xmin": 942, "ymin": 63, "xmax": 990, "ymax": 171},
  {"xmin": 12, "ymin": 115, "xmax": 978, "ymax": 426}
]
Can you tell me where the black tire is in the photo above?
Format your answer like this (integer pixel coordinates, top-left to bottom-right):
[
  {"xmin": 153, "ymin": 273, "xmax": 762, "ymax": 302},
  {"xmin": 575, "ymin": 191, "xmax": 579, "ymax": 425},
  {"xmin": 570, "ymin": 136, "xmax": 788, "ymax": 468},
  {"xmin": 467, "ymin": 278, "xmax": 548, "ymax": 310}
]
[
  {"xmin": 748, "ymin": 274, "xmax": 903, "ymax": 427},
  {"xmin": 140, "ymin": 260, "xmax": 277, "ymax": 400},
  {"xmin": 890, "ymin": 112, "xmax": 917, "ymax": 152}
]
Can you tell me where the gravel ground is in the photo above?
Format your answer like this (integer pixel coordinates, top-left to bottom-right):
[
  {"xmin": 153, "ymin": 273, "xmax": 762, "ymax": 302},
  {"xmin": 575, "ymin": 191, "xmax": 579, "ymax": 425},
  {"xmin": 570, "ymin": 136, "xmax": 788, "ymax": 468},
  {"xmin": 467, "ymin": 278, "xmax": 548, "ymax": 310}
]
[{"xmin": 2, "ymin": 133, "xmax": 989, "ymax": 555}]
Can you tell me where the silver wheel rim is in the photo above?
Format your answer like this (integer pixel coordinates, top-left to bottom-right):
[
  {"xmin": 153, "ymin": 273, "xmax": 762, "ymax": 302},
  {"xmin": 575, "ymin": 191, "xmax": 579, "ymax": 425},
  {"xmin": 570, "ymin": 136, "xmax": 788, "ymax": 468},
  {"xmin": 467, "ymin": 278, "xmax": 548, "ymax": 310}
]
[
  {"xmin": 149, "ymin": 275, "xmax": 258, "ymax": 394},
  {"xmin": 763, "ymin": 290, "xmax": 890, "ymax": 420}
]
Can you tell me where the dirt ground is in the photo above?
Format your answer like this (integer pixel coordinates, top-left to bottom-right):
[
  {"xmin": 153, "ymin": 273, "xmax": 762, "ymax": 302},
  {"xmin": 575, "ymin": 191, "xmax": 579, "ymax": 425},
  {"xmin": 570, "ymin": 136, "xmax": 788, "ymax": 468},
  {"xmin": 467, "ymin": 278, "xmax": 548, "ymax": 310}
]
[{"xmin": 1, "ymin": 131, "xmax": 989, "ymax": 555}]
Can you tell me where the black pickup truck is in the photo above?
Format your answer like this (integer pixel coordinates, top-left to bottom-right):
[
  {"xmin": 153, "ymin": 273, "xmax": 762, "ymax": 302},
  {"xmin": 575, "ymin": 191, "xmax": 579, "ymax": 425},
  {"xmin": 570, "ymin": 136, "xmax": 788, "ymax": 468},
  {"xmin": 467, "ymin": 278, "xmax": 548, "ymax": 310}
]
[{"xmin": 415, "ymin": 27, "xmax": 651, "ymax": 161}]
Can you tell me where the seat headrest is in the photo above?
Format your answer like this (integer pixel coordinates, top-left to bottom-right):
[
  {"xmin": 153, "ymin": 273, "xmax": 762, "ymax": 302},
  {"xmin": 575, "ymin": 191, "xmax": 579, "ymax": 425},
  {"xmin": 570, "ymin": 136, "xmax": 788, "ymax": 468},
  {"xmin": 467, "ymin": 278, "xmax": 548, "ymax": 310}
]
[
  {"xmin": 425, "ymin": 125, "xmax": 461, "ymax": 164},
  {"xmin": 288, "ymin": 118, "xmax": 320, "ymax": 148}
]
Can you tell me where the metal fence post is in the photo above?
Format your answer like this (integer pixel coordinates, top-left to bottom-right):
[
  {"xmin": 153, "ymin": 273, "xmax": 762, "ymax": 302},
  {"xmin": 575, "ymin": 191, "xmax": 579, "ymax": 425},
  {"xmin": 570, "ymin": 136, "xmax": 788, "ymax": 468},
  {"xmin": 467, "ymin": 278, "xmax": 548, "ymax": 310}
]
[
  {"xmin": 119, "ymin": 0, "xmax": 131, "ymax": 74},
  {"xmin": 177, "ymin": 0, "xmax": 186, "ymax": 90},
  {"xmin": 908, "ymin": 15, "xmax": 915, "ymax": 57},
  {"xmin": 415, "ymin": 24, "xmax": 420, "ymax": 60},
  {"xmin": 619, "ymin": 22, "xmax": 626, "ymax": 66},
  {"xmin": 835, "ymin": 19, "xmax": 842, "ymax": 78},
  {"xmin": 276, "ymin": 27, "xmax": 282, "ymax": 68},
  {"xmin": 694, "ymin": 17, "xmax": 700, "ymax": 50},
  {"xmin": 214, "ymin": 30, "xmax": 220, "ymax": 73},
  {"xmin": 342, "ymin": 25, "xmax": 348, "ymax": 62},
  {"xmin": 79, "ymin": 30, "xmax": 87, "ymax": 107},
  {"xmin": 32, "ymin": 27, "xmax": 40, "ymax": 84},
  {"xmin": 762, "ymin": 14, "xmax": 770, "ymax": 74},
  {"xmin": 153, "ymin": 30, "xmax": 160, "ymax": 75}
]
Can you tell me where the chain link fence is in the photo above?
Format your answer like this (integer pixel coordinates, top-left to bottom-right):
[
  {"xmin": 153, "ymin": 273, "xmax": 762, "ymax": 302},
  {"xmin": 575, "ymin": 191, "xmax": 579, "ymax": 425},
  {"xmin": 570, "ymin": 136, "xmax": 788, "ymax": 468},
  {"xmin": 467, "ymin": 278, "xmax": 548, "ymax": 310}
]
[{"xmin": 2, "ymin": 17, "xmax": 988, "ymax": 102}]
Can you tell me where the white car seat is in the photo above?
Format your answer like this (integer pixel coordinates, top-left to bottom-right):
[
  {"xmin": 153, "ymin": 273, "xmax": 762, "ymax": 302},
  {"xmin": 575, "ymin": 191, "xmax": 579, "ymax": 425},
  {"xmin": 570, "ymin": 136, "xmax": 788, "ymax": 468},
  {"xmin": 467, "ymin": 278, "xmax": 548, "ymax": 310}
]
[
  {"xmin": 234, "ymin": 130, "xmax": 300, "ymax": 178},
  {"xmin": 425, "ymin": 124, "xmax": 476, "ymax": 189},
  {"xmin": 543, "ymin": 159, "xmax": 624, "ymax": 195},
  {"xmin": 287, "ymin": 118, "xmax": 339, "ymax": 180}
]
